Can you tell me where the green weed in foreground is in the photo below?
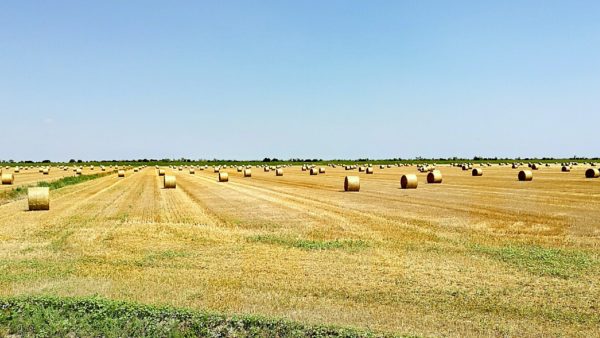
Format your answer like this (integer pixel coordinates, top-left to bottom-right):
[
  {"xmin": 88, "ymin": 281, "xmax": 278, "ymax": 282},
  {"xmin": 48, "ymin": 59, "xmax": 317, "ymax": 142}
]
[
  {"xmin": 249, "ymin": 235, "xmax": 369, "ymax": 251},
  {"xmin": 0, "ymin": 296, "xmax": 401, "ymax": 338},
  {"xmin": 473, "ymin": 244, "xmax": 596, "ymax": 279}
]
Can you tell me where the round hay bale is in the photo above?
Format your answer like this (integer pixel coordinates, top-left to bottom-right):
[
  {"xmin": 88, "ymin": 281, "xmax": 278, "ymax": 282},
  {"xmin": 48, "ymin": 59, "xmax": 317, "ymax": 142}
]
[
  {"xmin": 76, "ymin": 168, "xmax": 82, "ymax": 175},
  {"xmin": 189, "ymin": 168, "xmax": 195, "ymax": 174},
  {"xmin": 164, "ymin": 175, "xmax": 176, "ymax": 189},
  {"xmin": 14, "ymin": 168, "xmax": 20, "ymax": 173},
  {"xmin": 301, "ymin": 166, "xmax": 307, "ymax": 171},
  {"xmin": 158, "ymin": 169, "xmax": 166, "ymax": 176},
  {"xmin": 214, "ymin": 168, "xmax": 220, "ymax": 173},
  {"xmin": 561, "ymin": 166, "xmax": 571, "ymax": 172},
  {"xmin": 531, "ymin": 164, "xmax": 539, "ymax": 170},
  {"xmin": 42, "ymin": 168, "xmax": 49, "ymax": 175},
  {"xmin": 310, "ymin": 168, "xmax": 318, "ymax": 175},
  {"xmin": 237, "ymin": 167, "xmax": 243, "ymax": 172},
  {"xmin": 134, "ymin": 168, "xmax": 139, "ymax": 172},
  {"xmin": 264, "ymin": 167, "xmax": 270, "ymax": 172},
  {"xmin": 366, "ymin": 167, "xmax": 374, "ymax": 174},
  {"xmin": 1, "ymin": 173, "xmax": 14, "ymax": 185},
  {"xmin": 472, "ymin": 168, "xmax": 483, "ymax": 176},
  {"xmin": 118, "ymin": 170, "xmax": 125, "ymax": 178},
  {"xmin": 359, "ymin": 167, "xmax": 365, "ymax": 172},
  {"xmin": 319, "ymin": 167, "xmax": 326, "ymax": 174},
  {"xmin": 243, "ymin": 169, "xmax": 252, "ymax": 177},
  {"xmin": 276, "ymin": 168, "xmax": 283, "ymax": 176},
  {"xmin": 218, "ymin": 172, "xmax": 229, "ymax": 182},
  {"xmin": 401, "ymin": 174, "xmax": 418, "ymax": 189},
  {"xmin": 28, "ymin": 187, "xmax": 50, "ymax": 211},
  {"xmin": 426, "ymin": 170, "xmax": 442, "ymax": 184},
  {"xmin": 518, "ymin": 170, "xmax": 533, "ymax": 181},
  {"xmin": 344, "ymin": 176, "xmax": 360, "ymax": 192},
  {"xmin": 379, "ymin": 165, "xmax": 385, "ymax": 169},
  {"xmin": 512, "ymin": 163, "xmax": 519, "ymax": 169},
  {"xmin": 585, "ymin": 168, "xmax": 600, "ymax": 178}
]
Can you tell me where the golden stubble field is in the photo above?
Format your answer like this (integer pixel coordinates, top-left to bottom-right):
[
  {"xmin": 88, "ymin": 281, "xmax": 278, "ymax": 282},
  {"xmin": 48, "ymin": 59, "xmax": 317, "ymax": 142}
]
[{"xmin": 0, "ymin": 164, "xmax": 599, "ymax": 337}]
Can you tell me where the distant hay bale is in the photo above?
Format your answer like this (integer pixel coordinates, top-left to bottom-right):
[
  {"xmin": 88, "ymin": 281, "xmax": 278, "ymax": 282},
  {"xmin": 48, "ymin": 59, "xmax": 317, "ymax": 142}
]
[
  {"xmin": 214, "ymin": 168, "xmax": 220, "ymax": 173},
  {"xmin": 380, "ymin": 165, "xmax": 385, "ymax": 169},
  {"xmin": 359, "ymin": 167, "xmax": 365, "ymax": 172},
  {"xmin": 301, "ymin": 166, "xmax": 307, "ymax": 171},
  {"xmin": 276, "ymin": 168, "xmax": 283, "ymax": 176},
  {"xmin": 1, "ymin": 173, "xmax": 14, "ymax": 185},
  {"xmin": 561, "ymin": 166, "xmax": 571, "ymax": 172},
  {"xmin": 76, "ymin": 168, "xmax": 82, "ymax": 175},
  {"xmin": 310, "ymin": 168, "xmax": 318, "ymax": 175},
  {"xmin": 531, "ymin": 164, "xmax": 539, "ymax": 170},
  {"xmin": 189, "ymin": 168, "xmax": 195, "ymax": 174},
  {"xmin": 14, "ymin": 168, "xmax": 20, "ymax": 173},
  {"xmin": 164, "ymin": 175, "xmax": 176, "ymax": 189},
  {"xmin": 366, "ymin": 167, "xmax": 374, "ymax": 174},
  {"xmin": 472, "ymin": 168, "xmax": 483, "ymax": 176},
  {"xmin": 42, "ymin": 168, "xmax": 49, "ymax": 175},
  {"xmin": 134, "ymin": 168, "xmax": 139, "ymax": 172},
  {"xmin": 264, "ymin": 167, "xmax": 270, "ymax": 172},
  {"xmin": 400, "ymin": 174, "xmax": 418, "ymax": 189},
  {"xmin": 158, "ymin": 169, "xmax": 166, "ymax": 176},
  {"xmin": 237, "ymin": 167, "xmax": 243, "ymax": 172},
  {"xmin": 585, "ymin": 168, "xmax": 600, "ymax": 178},
  {"xmin": 319, "ymin": 167, "xmax": 326, "ymax": 174},
  {"xmin": 28, "ymin": 187, "xmax": 50, "ymax": 211},
  {"xmin": 512, "ymin": 163, "xmax": 519, "ymax": 169},
  {"xmin": 218, "ymin": 172, "xmax": 229, "ymax": 182},
  {"xmin": 344, "ymin": 176, "xmax": 360, "ymax": 192},
  {"xmin": 426, "ymin": 170, "xmax": 443, "ymax": 184},
  {"xmin": 118, "ymin": 170, "xmax": 125, "ymax": 178},
  {"xmin": 518, "ymin": 170, "xmax": 533, "ymax": 181},
  {"xmin": 243, "ymin": 169, "xmax": 252, "ymax": 177}
]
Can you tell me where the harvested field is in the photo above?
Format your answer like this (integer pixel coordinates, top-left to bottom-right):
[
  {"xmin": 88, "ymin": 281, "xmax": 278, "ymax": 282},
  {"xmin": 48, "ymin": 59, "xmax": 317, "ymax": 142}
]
[{"xmin": 0, "ymin": 165, "xmax": 599, "ymax": 337}]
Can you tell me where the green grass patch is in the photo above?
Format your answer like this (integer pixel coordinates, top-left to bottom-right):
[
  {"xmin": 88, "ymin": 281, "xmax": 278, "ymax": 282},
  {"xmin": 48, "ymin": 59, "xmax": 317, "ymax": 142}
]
[
  {"xmin": 472, "ymin": 244, "xmax": 597, "ymax": 279},
  {"xmin": 134, "ymin": 250, "xmax": 192, "ymax": 267},
  {"xmin": 0, "ymin": 259, "xmax": 75, "ymax": 283},
  {"xmin": 0, "ymin": 296, "xmax": 399, "ymax": 337},
  {"xmin": 0, "ymin": 171, "xmax": 113, "ymax": 204},
  {"xmin": 36, "ymin": 171, "xmax": 113, "ymax": 190},
  {"xmin": 249, "ymin": 235, "xmax": 369, "ymax": 251}
]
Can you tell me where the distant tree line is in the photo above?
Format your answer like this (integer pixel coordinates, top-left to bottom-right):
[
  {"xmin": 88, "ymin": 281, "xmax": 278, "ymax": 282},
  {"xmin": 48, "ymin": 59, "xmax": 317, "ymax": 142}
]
[{"xmin": 1, "ymin": 156, "xmax": 598, "ymax": 164}]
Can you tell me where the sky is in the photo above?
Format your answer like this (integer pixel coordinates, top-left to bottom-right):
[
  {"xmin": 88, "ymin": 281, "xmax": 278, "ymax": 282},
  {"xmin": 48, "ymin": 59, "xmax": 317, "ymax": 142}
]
[{"xmin": 1, "ymin": 1, "xmax": 599, "ymax": 161}]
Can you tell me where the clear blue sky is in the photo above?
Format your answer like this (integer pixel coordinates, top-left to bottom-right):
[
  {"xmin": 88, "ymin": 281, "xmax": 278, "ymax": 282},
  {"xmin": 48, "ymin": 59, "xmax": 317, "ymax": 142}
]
[{"xmin": 1, "ymin": 1, "xmax": 599, "ymax": 161}]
